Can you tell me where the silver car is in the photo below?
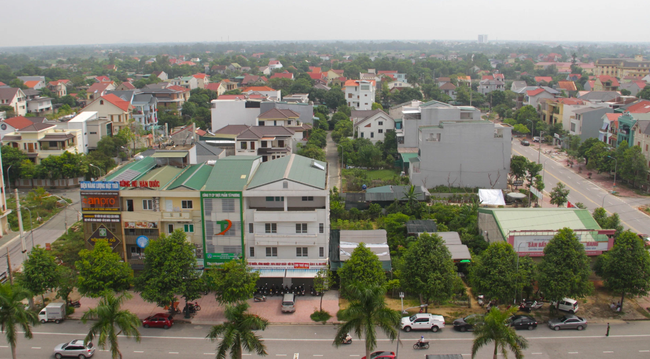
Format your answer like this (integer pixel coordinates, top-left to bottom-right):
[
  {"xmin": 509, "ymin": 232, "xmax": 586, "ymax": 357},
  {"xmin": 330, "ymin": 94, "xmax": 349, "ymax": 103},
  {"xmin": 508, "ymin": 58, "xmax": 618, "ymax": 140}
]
[
  {"xmin": 547, "ymin": 315, "xmax": 587, "ymax": 331},
  {"xmin": 53, "ymin": 339, "xmax": 95, "ymax": 358}
]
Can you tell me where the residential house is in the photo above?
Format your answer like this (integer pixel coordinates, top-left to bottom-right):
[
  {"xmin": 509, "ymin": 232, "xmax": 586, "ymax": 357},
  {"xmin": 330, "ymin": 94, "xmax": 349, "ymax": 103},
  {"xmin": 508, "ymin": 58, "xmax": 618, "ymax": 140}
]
[
  {"xmin": 210, "ymin": 98, "xmax": 264, "ymax": 131},
  {"xmin": 211, "ymin": 65, "xmax": 227, "ymax": 74},
  {"xmin": 619, "ymin": 81, "xmax": 647, "ymax": 97},
  {"xmin": 344, "ymin": 80, "xmax": 376, "ymax": 110},
  {"xmin": 585, "ymin": 76, "xmax": 620, "ymax": 92},
  {"xmin": 350, "ymin": 109, "xmax": 395, "ymax": 143},
  {"xmin": 17, "ymin": 76, "xmax": 46, "ymax": 90},
  {"xmin": 313, "ymin": 83, "xmax": 331, "ymax": 91},
  {"xmin": 326, "ymin": 69, "xmax": 345, "ymax": 83},
  {"xmin": 65, "ymin": 111, "xmax": 110, "ymax": 152},
  {"xmin": 599, "ymin": 113, "xmax": 622, "ymax": 146},
  {"xmin": 259, "ymin": 102, "xmax": 315, "ymax": 126},
  {"xmin": 255, "ymin": 108, "xmax": 311, "ymax": 141},
  {"xmin": 205, "ymin": 82, "xmax": 226, "ymax": 96},
  {"xmin": 23, "ymin": 89, "xmax": 53, "ymax": 114},
  {"xmin": 87, "ymin": 82, "xmax": 116, "ymax": 100},
  {"xmin": 0, "ymin": 88, "xmax": 27, "ymax": 116},
  {"xmin": 525, "ymin": 88, "xmax": 557, "ymax": 109},
  {"xmin": 622, "ymin": 100, "xmax": 650, "ymax": 120},
  {"xmin": 258, "ymin": 66, "xmax": 271, "ymax": 76},
  {"xmin": 578, "ymin": 91, "xmax": 621, "ymax": 104},
  {"xmin": 240, "ymin": 86, "xmax": 281, "ymax": 101},
  {"xmin": 116, "ymin": 82, "xmax": 136, "ymax": 91},
  {"xmin": 241, "ymin": 74, "xmax": 267, "ymax": 86},
  {"xmin": 141, "ymin": 84, "xmax": 189, "ymax": 113},
  {"xmin": 634, "ymin": 121, "xmax": 650, "ymax": 178},
  {"xmin": 131, "ymin": 94, "xmax": 158, "ymax": 129},
  {"xmin": 214, "ymin": 125, "xmax": 296, "ymax": 161},
  {"xmin": 478, "ymin": 77, "xmax": 505, "ymax": 95},
  {"xmin": 571, "ymin": 107, "xmax": 613, "ymax": 142},
  {"xmin": 48, "ymin": 80, "xmax": 69, "ymax": 97},
  {"xmin": 0, "ymin": 116, "xmax": 35, "ymax": 139},
  {"xmin": 595, "ymin": 55, "xmax": 650, "ymax": 79},
  {"xmin": 192, "ymin": 73, "xmax": 210, "ymax": 89},
  {"xmin": 95, "ymin": 76, "xmax": 112, "ymax": 83},
  {"xmin": 398, "ymin": 100, "xmax": 511, "ymax": 189},
  {"xmin": 534, "ymin": 76, "xmax": 553, "ymax": 85},
  {"xmin": 616, "ymin": 113, "xmax": 638, "ymax": 148},
  {"xmin": 439, "ymin": 82, "xmax": 457, "ymax": 100},
  {"xmin": 556, "ymin": 81, "xmax": 578, "ymax": 95},
  {"xmin": 437, "ymin": 77, "xmax": 452, "ymax": 87},
  {"xmin": 81, "ymin": 94, "xmax": 132, "ymax": 135},
  {"xmin": 173, "ymin": 76, "xmax": 198, "ymax": 90},
  {"xmin": 269, "ymin": 71, "xmax": 294, "ymax": 80},
  {"xmin": 539, "ymin": 98, "xmax": 591, "ymax": 130},
  {"xmin": 152, "ymin": 71, "xmax": 168, "ymax": 81},
  {"xmin": 2, "ymin": 123, "xmax": 82, "ymax": 163},
  {"xmin": 268, "ymin": 60, "xmax": 283, "ymax": 69},
  {"xmin": 282, "ymin": 94, "xmax": 309, "ymax": 103},
  {"xmin": 228, "ymin": 63, "xmax": 242, "ymax": 72}
]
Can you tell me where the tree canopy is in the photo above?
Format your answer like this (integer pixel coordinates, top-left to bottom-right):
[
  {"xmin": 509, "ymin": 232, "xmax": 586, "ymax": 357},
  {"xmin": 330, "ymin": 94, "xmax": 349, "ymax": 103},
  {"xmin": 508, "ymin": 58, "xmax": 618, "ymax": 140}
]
[
  {"xmin": 206, "ymin": 259, "xmax": 259, "ymax": 305},
  {"xmin": 76, "ymin": 240, "xmax": 133, "ymax": 297},
  {"xmin": 337, "ymin": 243, "xmax": 385, "ymax": 297}
]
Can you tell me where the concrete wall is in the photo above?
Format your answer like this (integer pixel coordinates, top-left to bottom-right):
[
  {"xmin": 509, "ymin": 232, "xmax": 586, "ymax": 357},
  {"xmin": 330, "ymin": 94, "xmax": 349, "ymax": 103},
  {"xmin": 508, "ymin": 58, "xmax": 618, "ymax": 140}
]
[
  {"xmin": 574, "ymin": 107, "xmax": 613, "ymax": 142},
  {"xmin": 259, "ymin": 102, "xmax": 314, "ymax": 125},
  {"xmin": 410, "ymin": 122, "xmax": 511, "ymax": 189},
  {"xmin": 210, "ymin": 100, "xmax": 260, "ymax": 132}
]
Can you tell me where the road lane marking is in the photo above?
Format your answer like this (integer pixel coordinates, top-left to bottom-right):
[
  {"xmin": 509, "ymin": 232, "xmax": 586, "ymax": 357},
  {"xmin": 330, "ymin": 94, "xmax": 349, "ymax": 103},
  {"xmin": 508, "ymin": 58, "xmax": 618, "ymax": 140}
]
[
  {"xmin": 276, "ymin": 355, "xmax": 287, "ymax": 357},
  {"xmin": 169, "ymin": 352, "xmax": 179, "ymax": 354},
  {"xmin": 531, "ymin": 353, "xmax": 543, "ymax": 355},
  {"xmin": 204, "ymin": 353, "xmax": 216, "ymax": 355},
  {"xmin": 314, "ymin": 355, "xmax": 323, "ymax": 357},
  {"xmin": 100, "ymin": 349, "xmax": 109, "ymax": 352},
  {"xmin": 134, "ymin": 351, "xmax": 144, "ymax": 353},
  {"xmin": 350, "ymin": 356, "xmax": 360, "ymax": 357},
  {"xmin": 0, "ymin": 346, "xmax": 7, "ymax": 348},
  {"xmin": 603, "ymin": 351, "xmax": 613, "ymax": 353},
  {"xmin": 568, "ymin": 352, "xmax": 578, "ymax": 354},
  {"xmin": 640, "ymin": 350, "xmax": 649, "ymax": 352},
  {"xmin": 31, "ymin": 347, "xmax": 41, "ymax": 349}
]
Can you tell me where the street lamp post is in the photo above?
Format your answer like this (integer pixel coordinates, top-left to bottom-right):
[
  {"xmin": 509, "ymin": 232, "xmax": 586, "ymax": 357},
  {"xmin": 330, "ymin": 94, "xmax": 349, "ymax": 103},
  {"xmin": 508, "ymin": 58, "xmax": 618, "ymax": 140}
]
[
  {"xmin": 540, "ymin": 158, "xmax": 551, "ymax": 207},
  {"xmin": 537, "ymin": 131, "xmax": 545, "ymax": 164},
  {"xmin": 6, "ymin": 165, "xmax": 11, "ymax": 193},
  {"xmin": 526, "ymin": 119, "xmax": 535, "ymax": 140},
  {"xmin": 608, "ymin": 156, "xmax": 618, "ymax": 189},
  {"xmin": 89, "ymin": 164, "xmax": 105, "ymax": 179},
  {"xmin": 23, "ymin": 207, "xmax": 35, "ymax": 249},
  {"xmin": 602, "ymin": 193, "xmax": 610, "ymax": 208},
  {"xmin": 515, "ymin": 241, "xmax": 526, "ymax": 304}
]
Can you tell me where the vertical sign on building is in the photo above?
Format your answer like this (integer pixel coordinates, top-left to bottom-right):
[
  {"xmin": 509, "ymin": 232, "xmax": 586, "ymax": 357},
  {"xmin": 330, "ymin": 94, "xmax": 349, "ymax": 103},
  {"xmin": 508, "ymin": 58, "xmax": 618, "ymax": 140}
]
[
  {"xmin": 200, "ymin": 191, "xmax": 244, "ymax": 265},
  {"xmin": 81, "ymin": 181, "xmax": 122, "ymax": 254}
]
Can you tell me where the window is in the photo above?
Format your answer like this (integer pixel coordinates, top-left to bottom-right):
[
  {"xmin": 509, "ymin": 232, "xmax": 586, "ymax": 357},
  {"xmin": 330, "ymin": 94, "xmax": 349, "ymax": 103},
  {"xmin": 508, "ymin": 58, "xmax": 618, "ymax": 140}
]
[
  {"xmin": 378, "ymin": 121, "xmax": 383, "ymax": 126},
  {"xmin": 278, "ymin": 140, "xmax": 285, "ymax": 147},
  {"xmin": 240, "ymin": 142, "xmax": 247, "ymax": 150},
  {"xmin": 265, "ymin": 196, "xmax": 284, "ymax": 202},
  {"xmin": 142, "ymin": 199, "xmax": 153, "ymax": 210},
  {"xmin": 183, "ymin": 224, "xmax": 194, "ymax": 233},
  {"xmin": 222, "ymin": 198, "xmax": 235, "ymax": 212},
  {"xmin": 378, "ymin": 129, "xmax": 383, "ymax": 134},
  {"xmin": 168, "ymin": 224, "xmax": 174, "ymax": 233},
  {"xmin": 319, "ymin": 223, "xmax": 324, "ymax": 233},
  {"xmin": 370, "ymin": 132, "xmax": 374, "ymax": 138},
  {"xmin": 126, "ymin": 199, "xmax": 134, "ymax": 212},
  {"xmin": 348, "ymin": 93, "xmax": 353, "ymax": 98},
  {"xmin": 296, "ymin": 223, "xmax": 307, "ymax": 234},
  {"xmin": 251, "ymin": 141, "xmax": 256, "ymax": 150},
  {"xmin": 265, "ymin": 223, "xmax": 277, "ymax": 233},
  {"xmin": 319, "ymin": 247, "xmax": 324, "ymax": 257},
  {"xmin": 361, "ymin": 132, "xmax": 364, "ymax": 138},
  {"xmin": 249, "ymin": 223, "xmax": 254, "ymax": 233},
  {"xmin": 250, "ymin": 247, "xmax": 254, "ymax": 257},
  {"xmin": 266, "ymin": 247, "xmax": 277, "ymax": 257},
  {"xmin": 287, "ymin": 120, "xmax": 292, "ymax": 125},
  {"xmin": 283, "ymin": 181, "xmax": 288, "ymax": 189},
  {"xmin": 261, "ymin": 141, "xmax": 267, "ymax": 148},
  {"xmin": 296, "ymin": 247, "xmax": 308, "ymax": 257},
  {"xmin": 181, "ymin": 200, "xmax": 193, "ymax": 209},
  {"xmin": 301, "ymin": 196, "xmax": 314, "ymax": 201}
]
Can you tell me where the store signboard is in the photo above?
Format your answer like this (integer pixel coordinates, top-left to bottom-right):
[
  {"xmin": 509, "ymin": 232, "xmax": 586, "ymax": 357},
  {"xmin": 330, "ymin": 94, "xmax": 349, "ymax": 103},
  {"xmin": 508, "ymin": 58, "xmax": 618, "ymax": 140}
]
[
  {"xmin": 124, "ymin": 221, "xmax": 158, "ymax": 229},
  {"xmin": 201, "ymin": 191, "xmax": 244, "ymax": 265},
  {"xmin": 83, "ymin": 214, "xmax": 121, "ymax": 223},
  {"xmin": 87, "ymin": 224, "xmax": 121, "ymax": 250},
  {"xmin": 80, "ymin": 181, "xmax": 120, "ymax": 191},
  {"xmin": 512, "ymin": 234, "xmax": 609, "ymax": 256},
  {"xmin": 81, "ymin": 194, "xmax": 120, "ymax": 212}
]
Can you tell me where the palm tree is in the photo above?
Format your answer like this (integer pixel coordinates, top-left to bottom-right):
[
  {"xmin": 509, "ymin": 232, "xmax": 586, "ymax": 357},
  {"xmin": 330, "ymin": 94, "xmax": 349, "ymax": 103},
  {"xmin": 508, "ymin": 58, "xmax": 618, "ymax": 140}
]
[
  {"xmin": 81, "ymin": 292, "xmax": 141, "ymax": 359},
  {"xmin": 402, "ymin": 184, "xmax": 418, "ymax": 207},
  {"xmin": 471, "ymin": 306, "xmax": 528, "ymax": 359},
  {"xmin": 0, "ymin": 283, "xmax": 39, "ymax": 359},
  {"xmin": 333, "ymin": 283, "xmax": 401, "ymax": 359},
  {"xmin": 207, "ymin": 302, "xmax": 269, "ymax": 359}
]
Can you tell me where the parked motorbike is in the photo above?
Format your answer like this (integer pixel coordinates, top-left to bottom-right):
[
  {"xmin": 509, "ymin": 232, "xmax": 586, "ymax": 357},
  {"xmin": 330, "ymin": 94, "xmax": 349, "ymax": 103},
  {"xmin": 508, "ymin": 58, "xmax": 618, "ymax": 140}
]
[
  {"xmin": 254, "ymin": 294, "xmax": 266, "ymax": 302},
  {"xmin": 477, "ymin": 295, "xmax": 485, "ymax": 307},
  {"xmin": 187, "ymin": 302, "xmax": 201, "ymax": 311},
  {"xmin": 341, "ymin": 333, "xmax": 352, "ymax": 345},
  {"xmin": 67, "ymin": 300, "xmax": 81, "ymax": 308},
  {"xmin": 310, "ymin": 286, "xmax": 317, "ymax": 296},
  {"xmin": 413, "ymin": 340, "xmax": 430, "ymax": 350}
]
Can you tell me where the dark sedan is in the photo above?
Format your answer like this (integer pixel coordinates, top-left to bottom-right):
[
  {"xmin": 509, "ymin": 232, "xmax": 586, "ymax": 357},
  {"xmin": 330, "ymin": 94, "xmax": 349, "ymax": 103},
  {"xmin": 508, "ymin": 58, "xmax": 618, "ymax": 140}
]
[
  {"xmin": 508, "ymin": 315, "xmax": 538, "ymax": 330},
  {"xmin": 520, "ymin": 140, "xmax": 530, "ymax": 146},
  {"xmin": 453, "ymin": 314, "xmax": 483, "ymax": 332}
]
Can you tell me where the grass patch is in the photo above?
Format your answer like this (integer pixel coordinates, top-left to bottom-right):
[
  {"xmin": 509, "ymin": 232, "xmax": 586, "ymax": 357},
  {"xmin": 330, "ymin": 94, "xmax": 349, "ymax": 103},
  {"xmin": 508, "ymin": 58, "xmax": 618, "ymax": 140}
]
[
  {"xmin": 366, "ymin": 169, "xmax": 400, "ymax": 181},
  {"xmin": 311, "ymin": 310, "xmax": 331, "ymax": 324}
]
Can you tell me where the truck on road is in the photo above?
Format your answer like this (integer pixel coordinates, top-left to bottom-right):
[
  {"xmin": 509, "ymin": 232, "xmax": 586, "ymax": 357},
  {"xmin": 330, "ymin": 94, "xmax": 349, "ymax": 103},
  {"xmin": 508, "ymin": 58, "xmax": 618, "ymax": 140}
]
[{"xmin": 38, "ymin": 302, "xmax": 66, "ymax": 324}]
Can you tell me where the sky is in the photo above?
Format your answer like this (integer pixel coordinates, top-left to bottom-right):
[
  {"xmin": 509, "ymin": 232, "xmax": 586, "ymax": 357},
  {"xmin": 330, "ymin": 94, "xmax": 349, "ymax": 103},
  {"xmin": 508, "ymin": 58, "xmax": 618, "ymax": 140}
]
[{"xmin": 2, "ymin": 0, "xmax": 650, "ymax": 48}]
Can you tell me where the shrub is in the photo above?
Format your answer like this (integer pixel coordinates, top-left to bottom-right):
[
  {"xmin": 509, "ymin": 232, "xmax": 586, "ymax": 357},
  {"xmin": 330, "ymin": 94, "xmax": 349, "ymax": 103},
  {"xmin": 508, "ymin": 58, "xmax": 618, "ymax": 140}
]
[{"xmin": 310, "ymin": 310, "xmax": 332, "ymax": 324}]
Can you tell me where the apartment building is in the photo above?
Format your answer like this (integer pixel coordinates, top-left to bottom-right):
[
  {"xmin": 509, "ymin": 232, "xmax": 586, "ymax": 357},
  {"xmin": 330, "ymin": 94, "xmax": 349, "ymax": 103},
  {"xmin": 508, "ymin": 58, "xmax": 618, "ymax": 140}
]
[
  {"xmin": 344, "ymin": 80, "xmax": 376, "ymax": 110},
  {"xmin": 2, "ymin": 123, "xmax": 82, "ymax": 163}
]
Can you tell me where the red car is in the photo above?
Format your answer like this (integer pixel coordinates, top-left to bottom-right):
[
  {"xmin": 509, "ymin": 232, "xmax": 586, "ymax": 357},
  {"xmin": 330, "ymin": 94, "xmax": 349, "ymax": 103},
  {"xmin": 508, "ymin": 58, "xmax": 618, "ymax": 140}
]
[
  {"xmin": 142, "ymin": 313, "xmax": 174, "ymax": 329},
  {"xmin": 362, "ymin": 351, "xmax": 396, "ymax": 359}
]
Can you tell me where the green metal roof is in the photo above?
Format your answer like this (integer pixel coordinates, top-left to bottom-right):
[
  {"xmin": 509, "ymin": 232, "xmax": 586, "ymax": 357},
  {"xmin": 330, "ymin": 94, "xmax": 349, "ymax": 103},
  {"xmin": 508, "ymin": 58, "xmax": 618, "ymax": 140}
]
[
  {"xmin": 203, "ymin": 156, "xmax": 260, "ymax": 191},
  {"xmin": 138, "ymin": 166, "xmax": 184, "ymax": 188},
  {"xmin": 105, "ymin": 157, "xmax": 156, "ymax": 182},
  {"xmin": 478, "ymin": 208, "xmax": 604, "ymax": 241},
  {"xmin": 247, "ymin": 154, "xmax": 327, "ymax": 190},
  {"xmin": 166, "ymin": 163, "xmax": 212, "ymax": 190},
  {"xmin": 151, "ymin": 152, "xmax": 187, "ymax": 158},
  {"xmin": 400, "ymin": 153, "xmax": 418, "ymax": 162}
]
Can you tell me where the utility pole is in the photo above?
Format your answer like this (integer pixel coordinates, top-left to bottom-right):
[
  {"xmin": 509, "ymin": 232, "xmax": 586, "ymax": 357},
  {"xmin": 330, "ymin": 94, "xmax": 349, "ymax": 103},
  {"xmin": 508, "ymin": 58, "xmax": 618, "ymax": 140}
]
[
  {"xmin": 14, "ymin": 189, "xmax": 26, "ymax": 258},
  {"xmin": 6, "ymin": 247, "xmax": 12, "ymax": 285},
  {"xmin": 538, "ymin": 131, "xmax": 544, "ymax": 164}
]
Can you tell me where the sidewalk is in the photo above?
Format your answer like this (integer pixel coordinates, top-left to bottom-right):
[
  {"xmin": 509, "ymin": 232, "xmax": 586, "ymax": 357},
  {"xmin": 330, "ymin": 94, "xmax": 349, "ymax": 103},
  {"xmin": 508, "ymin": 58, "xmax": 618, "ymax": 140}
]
[{"xmin": 68, "ymin": 290, "xmax": 340, "ymax": 325}]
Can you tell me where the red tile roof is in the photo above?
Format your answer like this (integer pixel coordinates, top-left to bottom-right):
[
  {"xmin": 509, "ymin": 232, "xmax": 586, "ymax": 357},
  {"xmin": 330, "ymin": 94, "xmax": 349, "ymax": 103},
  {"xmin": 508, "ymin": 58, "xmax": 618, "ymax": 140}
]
[
  {"xmin": 626, "ymin": 100, "xmax": 650, "ymax": 114},
  {"xmin": 168, "ymin": 85, "xmax": 190, "ymax": 92},
  {"xmin": 23, "ymin": 81, "xmax": 40, "ymax": 88},
  {"xmin": 193, "ymin": 73, "xmax": 208, "ymax": 79},
  {"xmin": 100, "ymin": 94, "xmax": 130, "ymax": 112},
  {"xmin": 205, "ymin": 83, "xmax": 222, "ymax": 92},
  {"xmin": 2, "ymin": 116, "xmax": 35, "ymax": 130},
  {"xmin": 598, "ymin": 75, "xmax": 620, "ymax": 87},
  {"xmin": 241, "ymin": 86, "xmax": 276, "ymax": 92},
  {"xmin": 0, "ymin": 82, "xmax": 5, "ymax": 86},
  {"xmin": 527, "ymin": 88, "xmax": 546, "ymax": 96},
  {"xmin": 96, "ymin": 76, "xmax": 111, "ymax": 82},
  {"xmin": 309, "ymin": 67, "xmax": 321, "ymax": 73},
  {"xmin": 119, "ymin": 82, "xmax": 135, "ymax": 89},
  {"xmin": 555, "ymin": 98, "xmax": 584, "ymax": 105},
  {"xmin": 308, "ymin": 72, "xmax": 324, "ymax": 80},
  {"xmin": 482, "ymin": 75, "xmax": 494, "ymax": 80},
  {"xmin": 258, "ymin": 108, "xmax": 300, "ymax": 119},
  {"xmin": 217, "ymin": 94, "xmax": 246, "ymax": 100},
  {"xmin": 270, "ymin": 72, "xmax": 294, "ymax": 80},
  {"xmin": 634, "ymin": 81, "xmax": 648, "ymax": 89},
  {"xmin": 331, "ymin": 69, "xmax": 344, "ymax": 75},
  {"xmin": 606, "ymin": 113, "xmax": 622, "ymax": 122},
  {"xmin": 534, "ymin": 76, "xmax": 553, "ymax": 83},
  {"xmin": 557, "ymin": 81, "xmax": 577, "ymax": 91},
  {"xmin": 88, "ymin": 82, "xmax": 113, "ymax": 93},
  {"xmin": 196, "ymin": 129, "xmax": 207, "ymax": 136}
]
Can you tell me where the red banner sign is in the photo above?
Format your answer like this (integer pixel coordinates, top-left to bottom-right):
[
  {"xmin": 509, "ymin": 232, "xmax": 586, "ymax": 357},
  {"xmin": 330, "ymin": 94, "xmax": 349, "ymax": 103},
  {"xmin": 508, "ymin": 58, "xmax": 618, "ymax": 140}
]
[{"xmin": 119, "ymin": 180, "xmax": 160, "ymax": 188}]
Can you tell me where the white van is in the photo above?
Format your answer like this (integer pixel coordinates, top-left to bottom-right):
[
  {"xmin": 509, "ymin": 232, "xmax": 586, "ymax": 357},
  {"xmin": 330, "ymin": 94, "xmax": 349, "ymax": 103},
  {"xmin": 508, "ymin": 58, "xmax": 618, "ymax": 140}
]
[
  {"xmin": 281, "ymin": 293, "xmax": 295, "ymax": 313},
  {"xmin": 554, "ymin": 298, "xmax": 579, "ymax": 313}
]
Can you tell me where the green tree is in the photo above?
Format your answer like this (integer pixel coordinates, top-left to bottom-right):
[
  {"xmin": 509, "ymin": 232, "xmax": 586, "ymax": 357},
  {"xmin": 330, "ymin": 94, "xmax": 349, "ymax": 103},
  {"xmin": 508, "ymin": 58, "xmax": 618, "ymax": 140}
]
[
  {"xmin": 638, "ymin": 86, "xmax": 650, "ymax": 100},
  {"xmin": 537, "ymin": 228, "xmax": 593, "ymax": 305},
  {"xmin": 471, "ymin": 306, "xmax": 528, "ymax": 359},
  {"xmin": 135, "ymin": 230, "xmax": 202, "ymax": 311},
  {"xmin": 333, "ymin": 283, "xmax": 400, "ymax": 359},
  {"xmin": 470, "ymin": 242, "xmax": 535, "ymax": 304},
  {"xmin": 18, "ymin": 246, "xmax": 59, "ymax": 307},
  {"xmin": 207, "ymin": 302, "xmax": 269, "ymax": 359},
  {"xmin": 400, "ymin": 233, "xmax": 457, "ymax": 306},
  {"xmin": 595, "ymin": 231, "xmax": 650, "ymax": 311},
  {"xmin": 81, "ymin": 292, "xmax": 141, "ymax": 359},
  {"xmin": 549, "ymin": 182, "xmax": 570, "ymax": 207},
  {"xmin": 206, "ymin": 259, "xmax": 259, "ymax": 305},
  {"xmin": 55, "ymin": 266, "xmax": 77, "ymax": 304},
  {"xmin": 620, "ymin": 145, "xmax": 648, "ymax": 188},
  {"xmin": 509, "ymin": 156, "xmax": 528, "ymax": 188},
  {"xmin": 297, "ymin": 144, "xmax": 326, "ymax": 161},
  {"xmin": 1, "ymin": 145, "xmax": 27, "ymax": 182},
  {"xmin": 337, "ymin": 243, "xmax": 385, "ymax": 297},
  {"xmin": 592, "ymin": 208, "xmax": 624, "ymax": 237},
  {"xmin": 371, "ymin": 102, "xmax": 383, "ymax": 110},
  {"xmin": 313, "ymin": 266, "xmax": 332, "ymax": 311},
  {"xmin": 76, "ymin": 240, "xmax": 133, "ymax": 298},
  {"xmin": 0, "ymin": 284, "xmax": 39, "ymax": 359}
]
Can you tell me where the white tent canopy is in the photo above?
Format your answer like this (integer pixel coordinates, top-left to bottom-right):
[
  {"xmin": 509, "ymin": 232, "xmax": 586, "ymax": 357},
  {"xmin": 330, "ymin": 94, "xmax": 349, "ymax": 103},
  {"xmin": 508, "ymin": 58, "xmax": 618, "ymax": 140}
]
[{"xmin": 478, "ymin": 189, "xmax": 506, "ymax": 206}]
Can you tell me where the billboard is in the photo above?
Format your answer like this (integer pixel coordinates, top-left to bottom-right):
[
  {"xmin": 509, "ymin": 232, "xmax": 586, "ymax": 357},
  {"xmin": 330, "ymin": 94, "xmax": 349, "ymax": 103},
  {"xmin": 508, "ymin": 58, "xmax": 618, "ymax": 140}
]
[
  {"xmin": 82, "ymin": 194, "xmax": 120, "ymax": 212},
  {"xmin": 201, "ymin": 191, "xmax": 244, "ymax": 265},
  {"xmin": 87, "ymin": 224, "xmax": 121, "ymax": 250},
  {"xmin": 83, "ymin": 213, "xmax": 121, "ymax": 223},
  {"xmin": 80, "ymin": 181, "xmax": 120, "ymax": 191},
  {"xmin": 512, "ymin": 233, "xmax": 611, "ymax": 256},
  {"xmin": 124, "ymin": 221, "xmax": 158, "ymax": 229}
]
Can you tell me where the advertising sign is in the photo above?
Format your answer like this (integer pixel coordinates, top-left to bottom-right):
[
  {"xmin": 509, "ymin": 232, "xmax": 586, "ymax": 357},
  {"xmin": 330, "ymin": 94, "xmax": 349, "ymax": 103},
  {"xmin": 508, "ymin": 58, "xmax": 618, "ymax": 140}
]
[
  {"xmin": 136, "ymin": 236, "xmax": 149, "ymax": 249},
  {"xmin": 247, "ymin": 261, "xmax": 328, "ymax": 270},
  {"xmin": 124, "ymin": 221, "xmax": 158, "ymax": 229},
  {"xmin": 512, "ymin": 234, "xmax": 610, "ymax": 256},
  {"xmin": 87, "ymin": 224, "xmax": 121, "ymax": 250},
  {"xmin": 83, "ymin": 213, "xmax": 121, "ymax": 223},
  {"xmin": 201, "ymin": 191, "xmax": 244, "ymax": 265},
  {"xmin": 80, "ymin": 181, "xmax": 120, "ymax": 191},
  {"xmin": 81, "ymin": 194, "xmax": 120, "ymax": 212}
]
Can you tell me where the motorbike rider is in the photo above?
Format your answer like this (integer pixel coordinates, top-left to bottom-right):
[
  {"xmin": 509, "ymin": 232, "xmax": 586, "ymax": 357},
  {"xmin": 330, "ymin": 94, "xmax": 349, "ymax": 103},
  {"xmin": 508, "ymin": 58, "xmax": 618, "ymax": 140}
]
[
  {"xmin": 417, "ymin": 336, "xmax": 425, "ymax": 346},
  {"xmin": 344, "ymin": 333, "xmax": 352, "ymax": 343}
]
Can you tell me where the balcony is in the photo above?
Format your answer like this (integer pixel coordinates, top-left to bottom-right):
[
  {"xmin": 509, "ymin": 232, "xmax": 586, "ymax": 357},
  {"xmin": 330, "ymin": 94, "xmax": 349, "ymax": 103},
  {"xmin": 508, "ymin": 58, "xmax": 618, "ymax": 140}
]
[
  {"xmin": 258, "ymin": 146, "xmax": 291, "ymax": 155},
  {"xmin": 162, "ymin": 211, "xmax": 191, "ymax": 221},
  {"xmin": 253, "ymin": 210, "xmax": 318, "ymax": 223},
  {"xmin": 253, "ymin": 233, "xmax": 319, "ymax": 246}
]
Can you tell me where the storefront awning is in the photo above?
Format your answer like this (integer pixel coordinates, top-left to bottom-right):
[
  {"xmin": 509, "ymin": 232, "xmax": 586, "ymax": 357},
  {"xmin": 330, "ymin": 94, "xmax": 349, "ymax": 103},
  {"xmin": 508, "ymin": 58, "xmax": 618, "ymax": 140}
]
[
  {"xmin": 254, "ymin": 269, "xmax": 286, "ymax": 278},
  {"xmin": 285, "ymin": 269, "xmax": 320, "ymax": 278}
]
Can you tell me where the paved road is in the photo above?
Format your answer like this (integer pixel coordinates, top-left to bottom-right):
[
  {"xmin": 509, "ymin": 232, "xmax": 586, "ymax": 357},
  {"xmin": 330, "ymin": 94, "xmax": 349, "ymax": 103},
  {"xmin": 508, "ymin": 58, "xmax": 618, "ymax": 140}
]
[
  {"xmin": 325, "ymin": 131, "xmax": 341, "ymax": 191},
  {"xmin": 513, "ymin": 142, "xmax": 650, "ymax": 236},
  {"xmin": 4, "ymin": 320, "xmax": 650, "ymax": 359},
  {"xmin": 0, "ymin": 189, "xmax": 81, "ymax": 275}
]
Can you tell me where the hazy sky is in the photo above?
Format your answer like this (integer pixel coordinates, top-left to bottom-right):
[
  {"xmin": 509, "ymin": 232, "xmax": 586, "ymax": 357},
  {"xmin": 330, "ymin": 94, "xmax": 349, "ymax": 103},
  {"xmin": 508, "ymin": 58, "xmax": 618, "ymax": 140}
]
[{"xmin": 2, "ymin": 0, "xmax": 649, "ymax": 47}]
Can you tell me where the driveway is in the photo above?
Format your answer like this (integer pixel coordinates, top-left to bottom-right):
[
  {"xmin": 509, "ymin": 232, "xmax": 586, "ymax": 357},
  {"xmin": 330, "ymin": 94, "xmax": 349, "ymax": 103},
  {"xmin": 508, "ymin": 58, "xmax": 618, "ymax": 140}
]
[{"xmin": 325, "ymin": 131, "xmax": 341, "ymax": 191}]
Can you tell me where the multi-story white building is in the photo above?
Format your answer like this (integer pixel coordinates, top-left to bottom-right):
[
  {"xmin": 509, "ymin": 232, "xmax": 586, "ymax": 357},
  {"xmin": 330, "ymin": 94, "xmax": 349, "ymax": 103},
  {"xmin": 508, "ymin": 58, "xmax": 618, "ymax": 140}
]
[{"xmin": 344, "ymin": 80, "xmax": 376, "ymax": 110}]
